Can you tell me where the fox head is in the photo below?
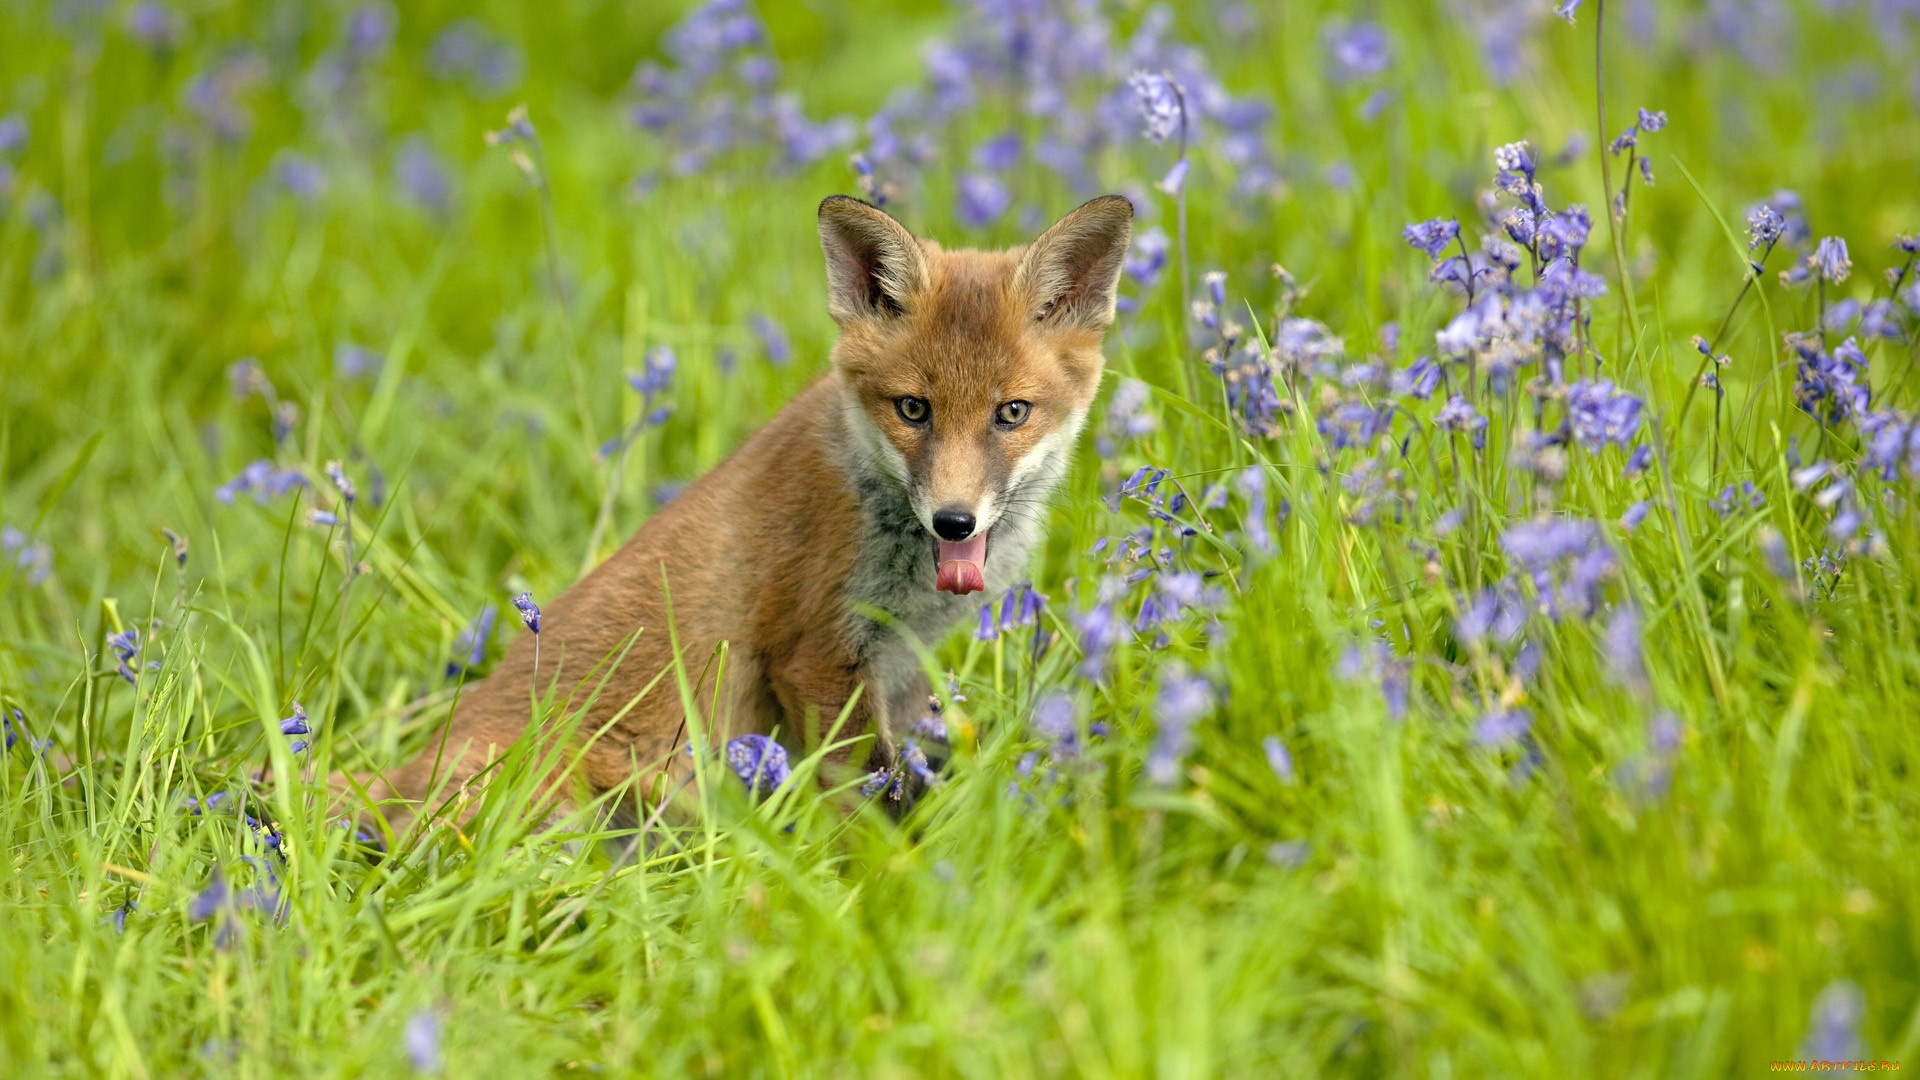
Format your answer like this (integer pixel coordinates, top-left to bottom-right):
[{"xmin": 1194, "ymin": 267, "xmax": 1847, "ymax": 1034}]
[{"xmin": 817, "ymin": 194, "xmax": 1134, "ymax": 596}]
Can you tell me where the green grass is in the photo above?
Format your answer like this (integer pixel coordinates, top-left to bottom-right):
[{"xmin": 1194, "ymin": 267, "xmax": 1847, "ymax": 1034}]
[{"xmin": 4, "ymin": 0, "xmax": 1920, "ymax": 1075}]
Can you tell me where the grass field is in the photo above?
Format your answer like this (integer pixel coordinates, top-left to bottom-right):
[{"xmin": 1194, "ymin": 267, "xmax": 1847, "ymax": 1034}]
[{"xmin": 4, "ymin": 0, "xmax": 1920, "ymax": 1075}]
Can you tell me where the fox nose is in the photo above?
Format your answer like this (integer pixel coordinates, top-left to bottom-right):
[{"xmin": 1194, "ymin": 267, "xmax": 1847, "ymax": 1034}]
[{"xmin": 932, "ymin": 507, "xmax": 977, "ymax": 542}]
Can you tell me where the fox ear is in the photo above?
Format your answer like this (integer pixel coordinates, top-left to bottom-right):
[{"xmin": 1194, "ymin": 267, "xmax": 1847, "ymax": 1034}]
[
  {"xmin": 817, "ymin": 196, "xmax": 930, "ymax": 324},
  {"xmin": 1015, "ymin": 195, "xmax": 1134, "ymax": 332}
]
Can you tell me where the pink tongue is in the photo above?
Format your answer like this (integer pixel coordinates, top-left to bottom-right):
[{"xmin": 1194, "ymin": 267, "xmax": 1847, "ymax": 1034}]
[{"xmin": 935, "ymin": 534, "xmax": 987, "ymax": 595}]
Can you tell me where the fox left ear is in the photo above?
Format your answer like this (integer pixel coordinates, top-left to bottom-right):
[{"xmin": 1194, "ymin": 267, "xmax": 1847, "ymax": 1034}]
[{"xmin": 1014, "ymin": 195, "xmax": 1135, "ymax": 332}]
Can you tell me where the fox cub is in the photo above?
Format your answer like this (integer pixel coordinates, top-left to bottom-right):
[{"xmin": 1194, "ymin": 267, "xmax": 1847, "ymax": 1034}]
[{"xmin": 366, "ymin": 193, "xmax": 1133, "ymax": 830}]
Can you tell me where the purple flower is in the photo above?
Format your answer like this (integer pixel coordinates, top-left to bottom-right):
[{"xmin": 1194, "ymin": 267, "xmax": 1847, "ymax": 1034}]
[
  {"xmin": 405, "ymin": 1009, "xmax": 443, "ymax": 1074},
  {"xmin": 335, "ymin": 344, "xmax": 383, "ymax": 380},
  {"xmin": 1457, "ymin": 587, "xmax": 1525, "ymax": 646},
  {"xmin": 6, "ymin": 709, "xmax": 44, "ymax": 754},
  {"xmin": 1746, "ymin": 205, "xmax": 1785, "ymax": 251},
  {"xmin": 971, "ymin": 132, "xmax": 1022, "ymax": 170},
  {"xmin": 1809, "ymin": 237, "xmax": 1852, "ymax": 284},
  {"xmin": 272, "ymin": 153, "xmax": 327, "ymax": 201},
  {"xmin": 1712, "ymin": 481, "xmax": 1766, "ymax": 517},
  {"xmin": 1604, "ymin": 606, "xmax": 1647, "ymax": 690},
  {"xmin": 1032, "ymin": 693, "xmax": 1083, "ymax": 759},
  {"xmin": 447, "ymin": 605, "xmax": 498, "ymax": 677},
  {"xmin": 126, "ymin": 3, "xmax": 181, "ymax": 49},
  {"xmin": 1125, "ymin": 226, "xmax": 1171, "ymax": 287},
  {"xmin": 723, "ymin": 734, "xmax": 790, "ymax": 794},
  {"xmin": 955, "ymin": 172, "xmax": 1011, "ymax": 227},
  {"xmin": 281, "ymin": 703, "xmax": 311, "ymax": 736},
  {"xmin": 1127, "ymin": 70, "xmax": 1184, "ymax": 144},
  {"xmin": 1325, "ymin": 20, "xmax": 1390, "ymax": 80},
  {"xmin": 324, "ymin": 460, "xmax": 356, "ymax": 504},
  {"xmin": 1155, "ymin": 156, "xmax": 1190, "ymax": 197},
  {"xmin": 1554, "ymin": 0, "xmax": 1585, "ymax": 23},
  {"xmin": 395, "ymin": 136, "xmax": 452, "ymax": 215},
  {"xmin": 1539, "ymin": 206, "xmax": 1592, "ymax": 260},
  {"xmin": 107, "ymin": 628, "xmax": 143, "ymax": 684},
  {"xmin": 1147, "ymin": 666, "xmax": 1212, "ymax": 785},
  {"xmin": 345, "ymin": 3, "xmax": 396, "ymax": 57},
  {"xmin": 748, "ymin": 314, "xmax": 791, "ymax": 366},
  {"xmin": 2, "ymin": 525, "xmax": 53, "ymax": 586},
  {"xmin": 1474, "ymin": 708, "xmax": 1533, "ymax": 748},
  {"xmin": 1435, "ymin": 394, "xmax": 1489, "ymax": 446},
  {"xmin": 1494, "ymin": 141, "xmax": 1535, "ymax": 198},
  {"xmin": 1263, "ymin": 735, "xmax": 1295, "ymax": 784},
  {"xmin": 512, "ymin": 592, "xmax": 541, "ymax": 634},
  {"xmin": 1565, "ymin": 379, "xmax": 1645, "ymax": 452},
  {"xmin": 216, "ymin": 461, "xmax": 306, "ymax": 505},
  {"xmin": 0, "ymin": 115, "xmax": 28, "ymax": 157},
  {"xmin": 1403, "ymin": 218, "xmax": 1460, "ymax": 260},
  {"xmin": 1800, "ymin": 980, "xmax": 1865, "ymax": 1061},
  {"xmin": 1791, "ymin": 335, "xmax": 1871, "ymax": 425}
]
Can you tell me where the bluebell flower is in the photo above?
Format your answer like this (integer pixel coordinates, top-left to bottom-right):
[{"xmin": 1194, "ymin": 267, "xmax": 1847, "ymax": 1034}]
[
  {"xmin": 125, "ymin": 3, "xmax": 180, "ymax": 49},
  {"xmin": 974, "ymin": 604, "xmax": 998, "ymax": 641},
  {"xmin": 405, "ymin": 1009, "xmax": 444, "ymax": 1074},
  {"xmin": 106, "ymin": 628, "xmax": 144, "ymax": 684},
  {"xmin": 273, "ymin": 153, "xmax": 327, "ymax": 201},
  {"xmin": 334, "ymin": 344, "xmax": 383, "ymax": 381},
  {"xmin": 1745, "ymin": 204, "xmax": 1784, "ymax": 253},
  {"xmin": 447, "ymin": 606, "xmax": 498, "ymax": 678},
  {"xmin": 723, "ymin": 734, "xmax": 790, "ymax": 794},
  {"xmin": 1032, "ymin": 694, "xmax": 1085, "ymax": 759},
  {"xmin": 1538, "ymin": 206, "xmax": 1592, "ymax": 260},
  {"xmin": 1494, "ymin": 141, "xmax": 1535, "ymax": 199},
  {"xmin": 1712, "ymin": 482, "xmax": 1766, "ymax": 517},
  {"xmin": 1474, "ymin": 708, "xmax": 1532, "ymax": 749},
  {"xmin": 748, "ymin": 314, "xmax": 790, "ymax": 366},
  {"xmin": 1809, "ymin": 237, "xmax": 1851, "ymax": 284},
  {"xmin": 345, "ymin": 3, "xmax": 396, "ymax": 57},
  {"xmin": 971, "ymin": 132, "xmax": 1022, "ymax": 170},
  {"xmin": 1127, "ymin": 70, "xmax": 1184, "ymax": 144},
  {"xmin": 2, "ymin": 525, "xmax": 53, "ymax": 586},
  {"xmin": 1324, "ymin": 20, "xmax": 1390, "ymax": 80},
  {"xmin": 1402, "ymin": 218, "xmax": 1460, "ymax": 260},
  {"xmin": 1799, "ymin": 980, "xmax": 1865, "ymax": 1062},
  {"xmin": 859, "ymin": 768, "xmax": 893, "ymax": 798},
  {"xmin": 1124, "ymin": 226, "xmax": 1171, "ymax": 287},
  {"xmin": 1565, "ymin": 380, "xmax": 1644, "ymax": 452},
  {"xmin": 216, "ymin": 461, "xmax": 306, "ymax": 505},
  {"xmin": 1146, "ymin": 666, "xmax": 1212, "ymax": 785},
  {"xmin": 0, "ymin": 115, "xmax": 23, "ymax": 157},
  {"xmin": 324, "ymin": 461, "xmax": 355, "ymax": 504},
  {"xmin": 955, "ymin": 172, "xmax": 1011, "ymax": 227},
  {"xmin": 1604, "ymin": 606, "xmax": 1647, "ymax": 691},
  {"xmin": 281, "ymin": 703, "xmax": 310, "ymax": 736},
  {"xmin": 395, "ymin": 136, "xmax": 453, "ymax": 215},
  {"xmin": 512, "ymin": 592, "xmax": 541, "ymax": 634},
  {"xmin": 1791, "ymin": 334, "xmax": 1870, "ymax": 425},
  {"xmin": 1263, "ymin": 735, "xmax": 1295, "ymax": 784},
  {"xmin": 1554, "ymin": 0, "xmax": 1584, "ymax": 23}
]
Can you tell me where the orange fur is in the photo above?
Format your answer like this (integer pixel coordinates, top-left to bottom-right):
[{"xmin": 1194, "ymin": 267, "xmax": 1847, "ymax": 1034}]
[{"xmin": 358, "ymin": 195, "xmax": 1133, "ymax": 837}]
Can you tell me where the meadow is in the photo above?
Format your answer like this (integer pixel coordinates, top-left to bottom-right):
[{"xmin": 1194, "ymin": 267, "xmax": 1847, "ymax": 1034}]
[{"xmin": 4, "ymin": 0, "xmax": 1920, "ymax": 1075}]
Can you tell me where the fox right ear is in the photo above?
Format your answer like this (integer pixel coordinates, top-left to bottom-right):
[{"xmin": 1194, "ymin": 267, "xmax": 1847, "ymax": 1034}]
[{"xmin": 817, "ymin": 196, "xmax": 930, "ymax": 324}]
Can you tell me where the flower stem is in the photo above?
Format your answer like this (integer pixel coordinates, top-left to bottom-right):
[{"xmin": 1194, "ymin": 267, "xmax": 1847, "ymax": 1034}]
[{"xmin": 1593, "ymin": 0, "xmax": 1642, "ymax": 356}]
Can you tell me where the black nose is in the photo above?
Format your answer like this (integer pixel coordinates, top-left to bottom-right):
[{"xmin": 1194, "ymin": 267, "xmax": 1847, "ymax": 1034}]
[{"xmin": 932, "ymin": 507, "xmax": 976, "ymax": 542}]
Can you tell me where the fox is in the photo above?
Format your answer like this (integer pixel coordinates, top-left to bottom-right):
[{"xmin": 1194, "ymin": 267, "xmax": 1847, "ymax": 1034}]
[{"xmin": 356, "ymin": 193, "xmax": 1133, "ymax": 837}]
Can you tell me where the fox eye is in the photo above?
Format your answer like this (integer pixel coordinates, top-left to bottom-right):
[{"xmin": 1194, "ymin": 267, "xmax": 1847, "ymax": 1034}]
[
  {"xmin": 994, "ymin": 400, "xmax": 1032, "ymax": 428},
  {"xmin": 895, "ymin": 396, "xmax": 930, "ymax": 425}
]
